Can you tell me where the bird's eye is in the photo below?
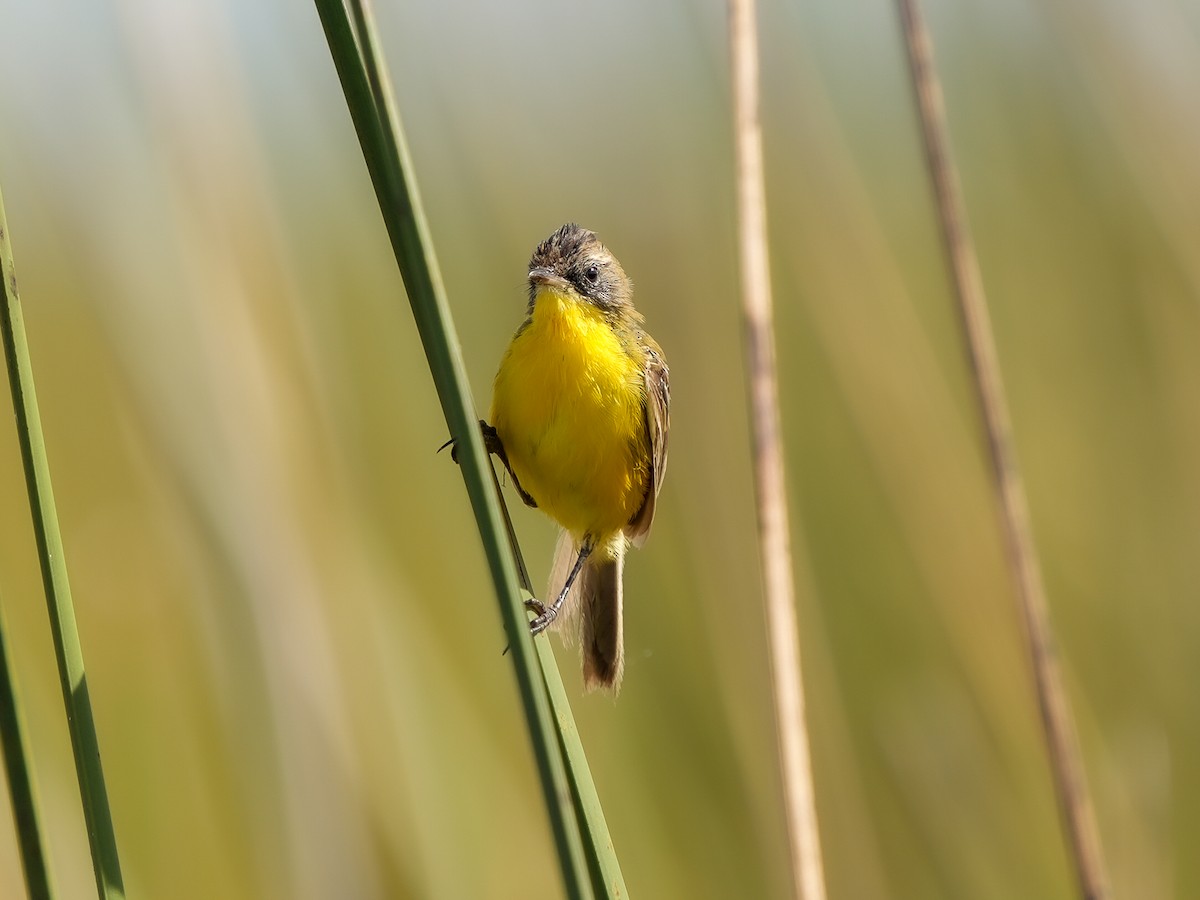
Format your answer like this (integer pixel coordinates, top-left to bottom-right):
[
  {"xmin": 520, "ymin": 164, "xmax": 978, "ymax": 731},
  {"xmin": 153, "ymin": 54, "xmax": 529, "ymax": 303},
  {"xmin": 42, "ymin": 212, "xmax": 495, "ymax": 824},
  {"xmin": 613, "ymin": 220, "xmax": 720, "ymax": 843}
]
[{"xmin": 584, "ymin": 265, "xmax": 600, "ymax": 283}]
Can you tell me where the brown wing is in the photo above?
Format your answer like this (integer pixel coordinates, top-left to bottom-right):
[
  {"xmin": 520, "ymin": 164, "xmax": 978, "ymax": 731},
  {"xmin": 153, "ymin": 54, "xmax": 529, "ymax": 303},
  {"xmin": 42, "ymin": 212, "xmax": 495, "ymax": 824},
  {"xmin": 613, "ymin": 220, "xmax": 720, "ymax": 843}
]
[{"xmin": 627, "ymin": 339, "xmax": 669, "ymax": 548}]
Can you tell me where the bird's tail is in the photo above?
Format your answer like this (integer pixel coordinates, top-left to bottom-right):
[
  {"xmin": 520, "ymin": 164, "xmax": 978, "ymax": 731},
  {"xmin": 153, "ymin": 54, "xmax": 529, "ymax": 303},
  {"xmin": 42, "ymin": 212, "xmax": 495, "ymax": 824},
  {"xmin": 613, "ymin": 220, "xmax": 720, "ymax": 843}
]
[{"xmin": 547, "ymin": 531, "xmax": 625, "ymax": 693}]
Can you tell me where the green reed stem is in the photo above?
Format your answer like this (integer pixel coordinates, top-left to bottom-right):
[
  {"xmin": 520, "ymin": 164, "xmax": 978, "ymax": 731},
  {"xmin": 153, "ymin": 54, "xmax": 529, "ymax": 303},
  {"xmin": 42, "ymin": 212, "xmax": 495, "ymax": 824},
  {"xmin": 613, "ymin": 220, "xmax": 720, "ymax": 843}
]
[
  {"xmin": 537, "ymin": 639, "xmax": 629, "ymax": 899},
  {"xmin": 0, "ymin": 187, "xmax": 124, "ymax": 899},
  {"xmin": 0, "ymin": 598, "xmax": 55, "ymax": 900},
  {"xmin": 312, "ymin": 2, "xmax": 628, "ymax": 896},
  {"xmin": 491, "ymin": 465, "xmax": 628, "ymax": 899}
]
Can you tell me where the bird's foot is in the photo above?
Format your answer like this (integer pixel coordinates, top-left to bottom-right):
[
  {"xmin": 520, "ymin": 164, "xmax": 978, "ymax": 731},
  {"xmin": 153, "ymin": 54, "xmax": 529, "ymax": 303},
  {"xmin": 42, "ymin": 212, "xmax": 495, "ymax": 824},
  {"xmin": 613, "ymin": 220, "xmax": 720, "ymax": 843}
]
[
  {"xmin": 439, "ymin": 420, "xmax": 504, "ymax": 464},
  {"xmin": 525, "ymin": 597, "xmax": 557, "ymax": 636}
]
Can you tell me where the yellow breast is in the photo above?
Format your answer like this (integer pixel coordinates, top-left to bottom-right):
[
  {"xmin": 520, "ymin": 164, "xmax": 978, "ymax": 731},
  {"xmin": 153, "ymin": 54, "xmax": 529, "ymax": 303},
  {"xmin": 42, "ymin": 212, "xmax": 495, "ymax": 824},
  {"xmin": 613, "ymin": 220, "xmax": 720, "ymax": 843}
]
[{"xmin": 490, "ymin": 288, "xmax": 650, "ymax": 540}]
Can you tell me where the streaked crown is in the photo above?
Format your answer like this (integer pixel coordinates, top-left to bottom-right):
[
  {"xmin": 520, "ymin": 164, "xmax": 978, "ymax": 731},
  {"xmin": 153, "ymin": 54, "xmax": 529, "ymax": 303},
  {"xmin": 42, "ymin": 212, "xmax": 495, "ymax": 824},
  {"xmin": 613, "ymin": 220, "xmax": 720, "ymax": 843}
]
[{"xmin": 528, "ymin": 223, "xmax": 632, "ymax": 311}]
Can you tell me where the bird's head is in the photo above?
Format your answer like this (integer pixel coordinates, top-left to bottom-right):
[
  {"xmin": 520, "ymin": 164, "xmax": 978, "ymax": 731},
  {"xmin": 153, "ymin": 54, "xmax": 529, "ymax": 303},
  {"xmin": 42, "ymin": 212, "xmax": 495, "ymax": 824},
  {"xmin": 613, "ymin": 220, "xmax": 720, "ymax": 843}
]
[{"xmin": 527, "ymin": 223, "xmax": 632, "ymax": 313}]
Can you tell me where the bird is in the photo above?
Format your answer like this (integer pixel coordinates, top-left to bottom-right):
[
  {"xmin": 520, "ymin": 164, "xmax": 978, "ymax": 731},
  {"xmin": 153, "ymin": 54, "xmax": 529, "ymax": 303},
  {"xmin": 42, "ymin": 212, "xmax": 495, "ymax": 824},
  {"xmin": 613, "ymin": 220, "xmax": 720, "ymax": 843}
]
[{"xmin": 485, "ymin": 223, "xmax": 669, "ymax": 692}]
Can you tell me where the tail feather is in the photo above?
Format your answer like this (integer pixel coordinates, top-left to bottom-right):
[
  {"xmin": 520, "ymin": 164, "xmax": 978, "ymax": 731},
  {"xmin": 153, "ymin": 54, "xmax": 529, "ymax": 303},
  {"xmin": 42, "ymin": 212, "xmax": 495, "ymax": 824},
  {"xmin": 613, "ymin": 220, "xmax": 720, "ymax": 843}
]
[
  {"xmin": 546, "ymin": 532, "xmax": 626, "ymax": 693},
  {"xmin": 581, "ymin": 547, "xmax": 624, "ymax": 692}
]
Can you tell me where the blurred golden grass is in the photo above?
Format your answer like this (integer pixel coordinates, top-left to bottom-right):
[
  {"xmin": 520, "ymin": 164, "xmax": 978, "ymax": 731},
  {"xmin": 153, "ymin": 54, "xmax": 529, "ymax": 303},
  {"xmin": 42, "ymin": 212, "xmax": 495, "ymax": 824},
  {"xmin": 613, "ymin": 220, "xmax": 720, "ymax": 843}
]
[{"xmin": 0, "ymin": 1, "xmax": 1197, "ymax": 898}]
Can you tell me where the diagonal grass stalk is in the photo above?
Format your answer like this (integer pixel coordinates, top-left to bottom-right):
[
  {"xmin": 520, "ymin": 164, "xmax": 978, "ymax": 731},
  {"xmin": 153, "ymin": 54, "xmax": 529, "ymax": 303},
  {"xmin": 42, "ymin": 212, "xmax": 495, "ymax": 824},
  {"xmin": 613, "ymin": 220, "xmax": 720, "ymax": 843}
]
[
  {"xmin": 490, "ymin": 465, "xmax": 629, "ymax": 899},
  {"xmin": 537, "ymin": 640, "xmax": 628, "ymax": 898},
  {"xmin": 894, "ymin": 1, "xmax": 1110, "ymax": 897},
  {"xmin": 0, "ymin": 186, "xmax": 125, "ymax": 899},
  {"xmin": 0, "ymin": 597, "xmax": 55, "ymax": 900},
  {"xmin": 312, "ymin": 1, "xmax": 627, "ymax": 896}
]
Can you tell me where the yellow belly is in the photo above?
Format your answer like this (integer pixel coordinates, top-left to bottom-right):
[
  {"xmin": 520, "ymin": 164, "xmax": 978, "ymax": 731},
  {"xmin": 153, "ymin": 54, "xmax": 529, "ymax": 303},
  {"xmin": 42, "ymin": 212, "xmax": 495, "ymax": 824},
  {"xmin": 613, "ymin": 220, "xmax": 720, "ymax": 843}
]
[{"xmin": 490, "ymin": 289, "xmax": 650, "ymax": 540}]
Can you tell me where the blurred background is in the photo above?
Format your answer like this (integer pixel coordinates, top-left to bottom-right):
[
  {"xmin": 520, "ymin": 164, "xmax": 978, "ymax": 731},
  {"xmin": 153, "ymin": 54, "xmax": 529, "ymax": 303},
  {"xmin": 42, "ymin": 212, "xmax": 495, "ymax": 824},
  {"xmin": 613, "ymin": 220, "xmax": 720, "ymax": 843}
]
[{"xmin": 1, "ymin": 0, "xmax": 1197, "ymax": 897}]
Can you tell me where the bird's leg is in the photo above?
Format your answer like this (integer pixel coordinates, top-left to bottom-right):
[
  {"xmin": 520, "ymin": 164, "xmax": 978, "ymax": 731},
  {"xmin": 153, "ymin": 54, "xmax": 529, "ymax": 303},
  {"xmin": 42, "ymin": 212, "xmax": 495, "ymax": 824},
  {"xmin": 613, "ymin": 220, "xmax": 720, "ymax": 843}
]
[
  {"xmin": 527, "ymin": 540, "xmax": 593, "ymax": 636},
  {"xmin": 440, "ymin": 420, "xmax": 537, "ymax": 508},
  {"xmin": 480, "ymin": 422, "xmax": 539, "ymax": 509}
]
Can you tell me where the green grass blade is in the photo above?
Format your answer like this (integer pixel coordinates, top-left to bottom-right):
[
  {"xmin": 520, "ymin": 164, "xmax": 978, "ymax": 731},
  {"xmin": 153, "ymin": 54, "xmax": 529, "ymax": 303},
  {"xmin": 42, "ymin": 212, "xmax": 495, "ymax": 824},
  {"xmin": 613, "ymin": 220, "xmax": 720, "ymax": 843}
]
[
  {"xmin": 0, "ymin": 187, "xmax": 124, "ymax": 899},
  {"xmin": 537, "ymin": 640, "xmax": 629, "ymax": 899},
  {"xmin": 0, "ymin": 598, "xmax": 56, "ymax": 900},
  {"xmin": 490, "ymin": 466, "xmax": 629, "ymax": 899},
  {"xmin": 311, "ymin": 2, "xmax": 607, "ymax": 896}
]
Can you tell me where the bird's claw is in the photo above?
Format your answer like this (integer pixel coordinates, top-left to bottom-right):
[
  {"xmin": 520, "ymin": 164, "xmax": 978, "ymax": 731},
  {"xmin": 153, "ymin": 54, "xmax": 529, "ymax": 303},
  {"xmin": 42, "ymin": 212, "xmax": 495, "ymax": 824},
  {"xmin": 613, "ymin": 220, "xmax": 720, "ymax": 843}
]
[
  {"xmin": 525, "ymin": 597, "xmax": 557, "ymax": 636},
  {"xmin": 439, "ymin": 420, "xmax": 502, "ymax": 466}
]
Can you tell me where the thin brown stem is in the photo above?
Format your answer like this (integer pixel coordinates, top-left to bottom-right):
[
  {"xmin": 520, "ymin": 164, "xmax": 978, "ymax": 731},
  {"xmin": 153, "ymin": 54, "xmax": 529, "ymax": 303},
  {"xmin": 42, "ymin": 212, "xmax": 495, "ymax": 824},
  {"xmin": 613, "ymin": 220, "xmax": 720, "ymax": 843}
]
[
  {"xmin": 728, "ymin": 1, "xmax": 827, "ymax": 898},
  {"xmin": 894, "ymin": 2, "xmax": 1109, "ymax": 897}
]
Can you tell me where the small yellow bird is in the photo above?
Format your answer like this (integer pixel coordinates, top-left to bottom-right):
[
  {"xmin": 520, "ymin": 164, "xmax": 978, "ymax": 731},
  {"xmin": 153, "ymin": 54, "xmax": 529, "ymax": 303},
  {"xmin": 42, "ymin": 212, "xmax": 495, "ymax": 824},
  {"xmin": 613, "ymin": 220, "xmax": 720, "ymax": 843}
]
[{"xmin": 486, "ymin": 223, "xmax": 669, "ymax": 692}]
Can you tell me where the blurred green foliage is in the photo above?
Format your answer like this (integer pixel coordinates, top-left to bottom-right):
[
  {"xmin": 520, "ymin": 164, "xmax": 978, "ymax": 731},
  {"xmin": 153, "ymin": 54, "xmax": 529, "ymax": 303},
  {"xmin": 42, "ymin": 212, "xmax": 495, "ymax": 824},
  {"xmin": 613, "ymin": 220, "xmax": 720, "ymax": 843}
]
[{"xmin": 0, "ymin": 0, "xmax": 1196, "ymax": 898}]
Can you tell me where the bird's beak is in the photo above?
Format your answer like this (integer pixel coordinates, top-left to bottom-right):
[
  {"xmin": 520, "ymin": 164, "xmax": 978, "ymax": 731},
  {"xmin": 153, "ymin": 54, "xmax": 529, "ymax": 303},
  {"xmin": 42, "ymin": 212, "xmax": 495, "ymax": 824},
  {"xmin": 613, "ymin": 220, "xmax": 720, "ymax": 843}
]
[{"xmin": 529, "ymin": 267, "xmax": 569, "ymax": 290}]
